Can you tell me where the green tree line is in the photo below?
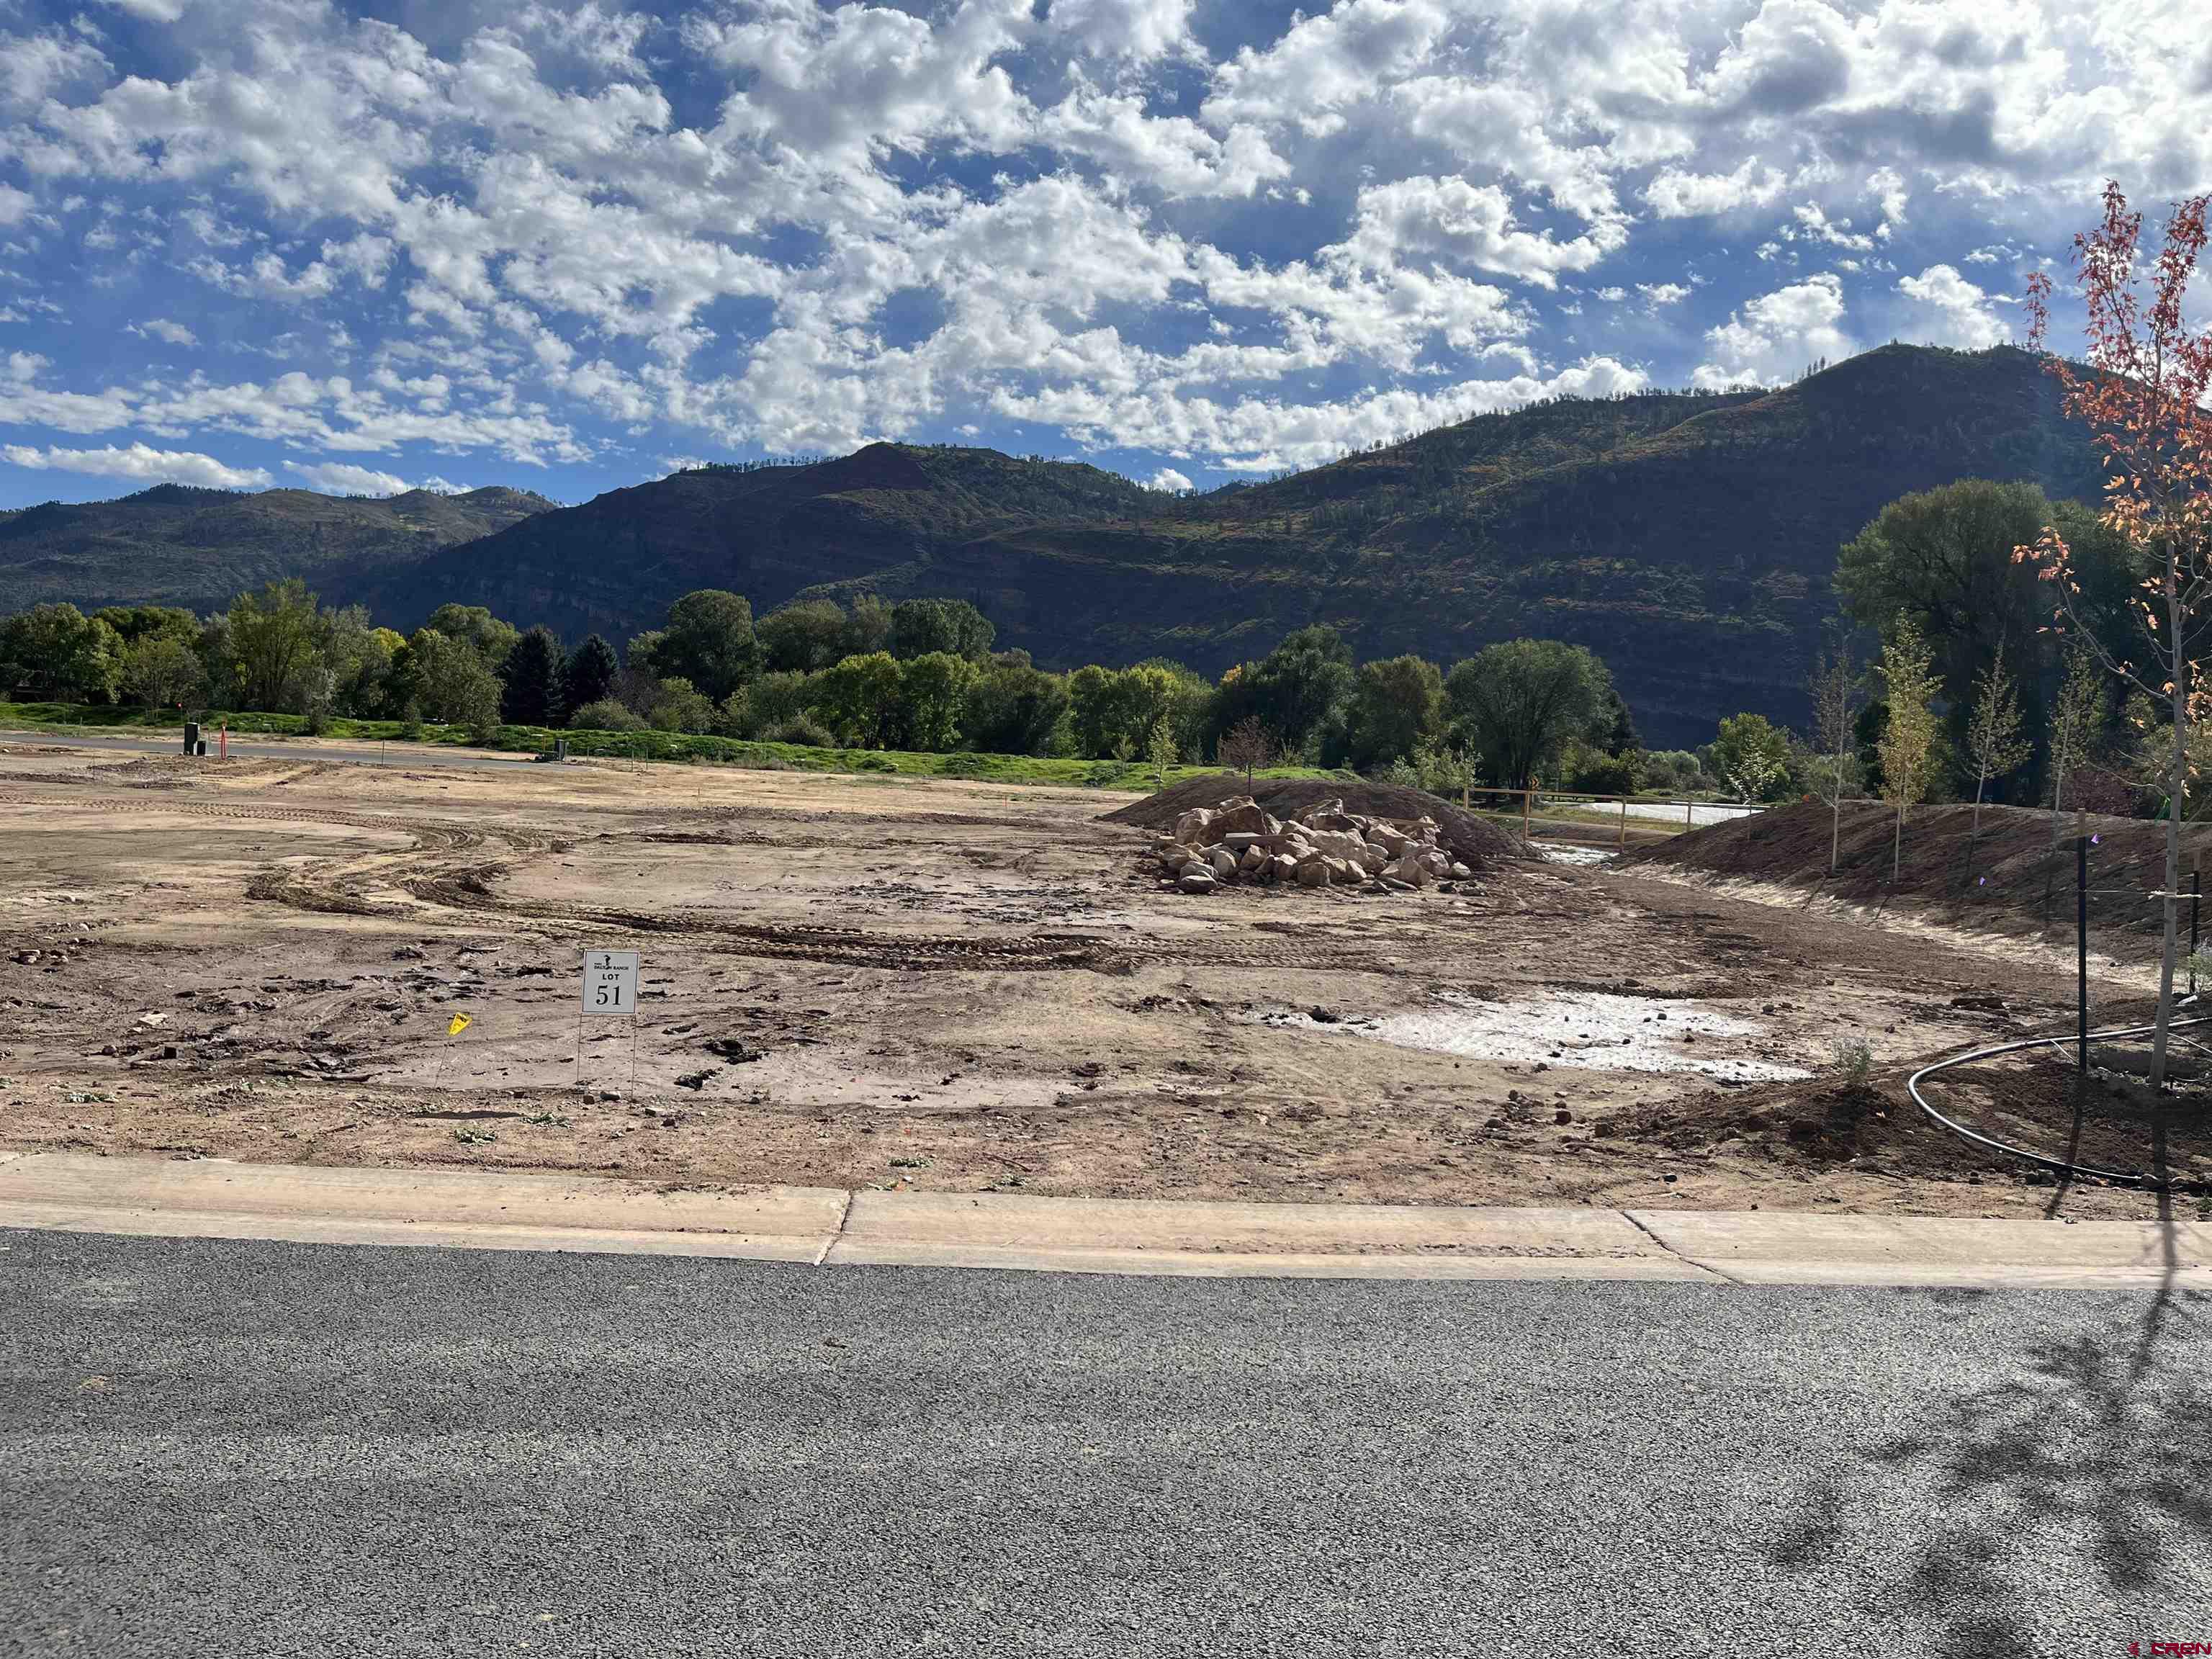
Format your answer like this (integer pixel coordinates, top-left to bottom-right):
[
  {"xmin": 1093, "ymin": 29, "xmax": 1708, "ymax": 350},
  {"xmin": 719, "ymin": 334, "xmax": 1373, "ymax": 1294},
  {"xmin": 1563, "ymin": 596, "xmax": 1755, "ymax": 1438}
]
[{"xmin": 0, "ymin": 583, "xmax": 1647, "ymax": 788}]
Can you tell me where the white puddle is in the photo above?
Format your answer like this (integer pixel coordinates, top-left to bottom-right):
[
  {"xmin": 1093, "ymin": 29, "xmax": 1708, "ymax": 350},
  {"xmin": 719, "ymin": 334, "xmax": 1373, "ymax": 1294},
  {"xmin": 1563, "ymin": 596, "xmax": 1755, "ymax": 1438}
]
[{"xmin": 1250, "ymin": 991, "xmax": 1811, "ymax": 1082}]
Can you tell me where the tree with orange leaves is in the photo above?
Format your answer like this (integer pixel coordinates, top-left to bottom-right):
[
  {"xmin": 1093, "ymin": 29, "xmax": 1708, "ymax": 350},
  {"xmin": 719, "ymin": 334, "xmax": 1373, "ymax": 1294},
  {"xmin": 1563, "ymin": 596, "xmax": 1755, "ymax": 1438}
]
[{"xmin": 2017, "ymin": 181, "xmax": 2212, "ymax": 1088}]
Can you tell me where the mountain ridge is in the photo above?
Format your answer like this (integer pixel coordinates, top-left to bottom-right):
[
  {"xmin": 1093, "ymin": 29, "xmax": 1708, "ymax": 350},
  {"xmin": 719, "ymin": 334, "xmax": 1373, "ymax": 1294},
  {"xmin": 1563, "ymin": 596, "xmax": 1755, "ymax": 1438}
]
[
  {"xmin": 2, "ymin": 346, "xmax": 2100, "ymax": 746},
  {"xmin": 0, "ymin": 482, "xmax": 559, "ymax": 616}
]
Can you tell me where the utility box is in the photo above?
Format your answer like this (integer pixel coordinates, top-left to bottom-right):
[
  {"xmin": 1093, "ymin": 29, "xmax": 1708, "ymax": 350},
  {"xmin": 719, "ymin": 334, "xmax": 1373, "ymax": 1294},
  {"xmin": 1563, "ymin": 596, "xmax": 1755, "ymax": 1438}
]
[{"xmin": 182, "ymin": 721, "xmax": 200, "ymax": 755}]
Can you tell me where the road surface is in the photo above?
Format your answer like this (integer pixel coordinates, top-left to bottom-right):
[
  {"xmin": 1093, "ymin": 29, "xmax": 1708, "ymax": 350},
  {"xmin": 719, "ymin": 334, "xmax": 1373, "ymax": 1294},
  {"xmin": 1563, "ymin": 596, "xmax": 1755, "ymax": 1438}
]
[
  {"xmin": 0, "ymin": 728, "xmax": 541, "ymax": 773},
  {"xmin": 4, "ymin": 1230, "xmax": 2203, "ymax": 1656}
]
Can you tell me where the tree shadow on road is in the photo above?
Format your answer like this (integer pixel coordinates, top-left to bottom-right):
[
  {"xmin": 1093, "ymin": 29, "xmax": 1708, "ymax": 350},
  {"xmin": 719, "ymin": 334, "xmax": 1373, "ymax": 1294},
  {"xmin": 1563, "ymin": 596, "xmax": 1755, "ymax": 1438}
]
[{"xmin": 1766, "ymin": 1237, "xmax": 2211, "ymax": 1647}]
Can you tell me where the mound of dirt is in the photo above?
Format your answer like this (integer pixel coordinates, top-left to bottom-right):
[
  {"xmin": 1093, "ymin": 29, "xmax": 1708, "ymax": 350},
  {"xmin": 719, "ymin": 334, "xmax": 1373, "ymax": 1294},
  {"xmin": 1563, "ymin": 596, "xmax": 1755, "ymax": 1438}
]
[
  {"xmin": 1627, "ymin": 797, "xmax": 2212, "ymax": 955},
  {"xmin": 1104, "ymin": 773, "xmax": 1519, "ymax": 865}
]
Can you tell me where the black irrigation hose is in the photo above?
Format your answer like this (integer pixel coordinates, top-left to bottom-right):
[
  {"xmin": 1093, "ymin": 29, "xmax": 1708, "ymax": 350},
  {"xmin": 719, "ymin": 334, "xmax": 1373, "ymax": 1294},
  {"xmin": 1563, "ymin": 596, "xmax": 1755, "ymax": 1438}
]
[{"xmin": 1906, "ymin": 1015, "xmax": 2212, "ymax": 1188}]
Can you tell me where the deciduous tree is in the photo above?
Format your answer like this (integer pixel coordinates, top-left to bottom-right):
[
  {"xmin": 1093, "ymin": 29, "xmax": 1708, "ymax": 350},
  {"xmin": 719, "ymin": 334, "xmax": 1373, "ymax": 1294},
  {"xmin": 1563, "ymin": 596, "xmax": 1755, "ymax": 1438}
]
[
  {"xmin": 758, "ymin": 601, "xmax": 851, "ymax": 674},
  {"xmin": 891, "ymin": 651, "xmax": 977, "ymax": 750},
  {"xmin": 1217, "ymin": 715, "xmax": 1275, "ymax": 786},
  {"xmin": 1709, "ymin": 712, "xmax": 1792, "ymax": 804},
  {"xmin": 423, "ymin": 603, "xmax": 518, "ymax": 669},
  {"xmin": 889, "ymin": 598, "xmax": 994, "ymax": 662},
  {"xmin": 655, "ymin": 590, "xmax": 760, "ymax": 702},
  {"xmin": 1442, "ymin": 639, "xmax": 1609, "ymax": 788},
  {"xmin": 1147, "ymin": 712, "xmax": 1177, "ymax": 789},
  {"xmin": 401, "ymin": 627, "xmax": 502, "ymax": 734},
  {"xmin": 1809, "ymin": 643, "xmax": 1862, "ymax": 876},
  {"xmin": 1964, "ymin": 642, "xmax": 2032, "ymax": 834},
  {"xmin": 222, "ymin": 581, "xmax": 323, "ymax": 713},
  {"xmin": 119, "ymin": 633, "xmax": 203, "ymax": 710},
  {"xmin": 1345, "ymin": 654, "xmax": 1443, "ymax": 770},
  {"xmin": 0, "ymin": 603, "xmax": 122, "ymax": 703},
  {"xmin": 1877, "ymin": 618, "xmax": 1941, "ymax": 886},
  {"xmin": 2017, "ymin": 181, "xmax": 2212, "ymax": 1086}
]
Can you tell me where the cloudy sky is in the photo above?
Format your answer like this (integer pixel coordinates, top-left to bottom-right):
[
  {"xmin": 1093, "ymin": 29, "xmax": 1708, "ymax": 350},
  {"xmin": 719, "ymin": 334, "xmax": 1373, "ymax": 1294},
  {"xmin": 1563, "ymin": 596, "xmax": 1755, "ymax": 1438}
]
[{"xmin": 0, "ymin": 0, "xmax": 2205, "ymax": 508}]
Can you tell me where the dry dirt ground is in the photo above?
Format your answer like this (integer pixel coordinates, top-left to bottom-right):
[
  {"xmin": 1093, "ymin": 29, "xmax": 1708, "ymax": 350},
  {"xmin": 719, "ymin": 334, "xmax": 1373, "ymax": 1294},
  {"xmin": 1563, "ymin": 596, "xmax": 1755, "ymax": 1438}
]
[{"xmin": 3, "ymin": 740, "xmax": 2206, "ymax": 1222}]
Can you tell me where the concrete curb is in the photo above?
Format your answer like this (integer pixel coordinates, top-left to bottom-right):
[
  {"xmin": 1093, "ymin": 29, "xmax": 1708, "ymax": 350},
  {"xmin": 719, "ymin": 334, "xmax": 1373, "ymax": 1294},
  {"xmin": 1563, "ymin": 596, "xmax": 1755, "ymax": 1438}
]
[{"xmin": 0, "ymin": 1154, "xmax": 2206, "ymax": 1287}]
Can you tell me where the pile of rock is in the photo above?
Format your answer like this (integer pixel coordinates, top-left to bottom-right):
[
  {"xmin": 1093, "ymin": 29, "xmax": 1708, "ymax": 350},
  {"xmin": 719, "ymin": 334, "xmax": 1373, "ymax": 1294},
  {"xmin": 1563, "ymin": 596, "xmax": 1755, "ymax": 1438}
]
[{"xmin": 1148, "ymin": 796, "xmax": 1473, "ymax": 895}]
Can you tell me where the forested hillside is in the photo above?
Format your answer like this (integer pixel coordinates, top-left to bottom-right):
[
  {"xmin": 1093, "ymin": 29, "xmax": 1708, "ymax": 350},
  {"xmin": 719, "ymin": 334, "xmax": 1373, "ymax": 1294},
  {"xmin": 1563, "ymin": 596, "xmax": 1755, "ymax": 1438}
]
[
  {"xmin": 0, "ymin": 483, "xmax": 555, "ymax": 614},
  {"xmin": 9, "ymin": 346, "xmax": 2101, "ymax": 746}
]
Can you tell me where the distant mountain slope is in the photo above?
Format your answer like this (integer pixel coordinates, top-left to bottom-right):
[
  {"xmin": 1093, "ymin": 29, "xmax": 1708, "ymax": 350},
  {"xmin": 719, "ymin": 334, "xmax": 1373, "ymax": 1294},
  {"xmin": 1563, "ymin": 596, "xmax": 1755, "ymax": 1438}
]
[
  {"xmin": 888, "ymin": 343, "xmax": 2101, "ymax": 744},
  {"xmin": 0, "ymin": 483, "xmax": 557, "ymax": 615},
  {"xmin": 346, "ymin": 443, "xmax": 1155, "ymax": 642},
  {"xmin": 9, "ymin": 346, "xmax": 2101, "ymax": 745}
]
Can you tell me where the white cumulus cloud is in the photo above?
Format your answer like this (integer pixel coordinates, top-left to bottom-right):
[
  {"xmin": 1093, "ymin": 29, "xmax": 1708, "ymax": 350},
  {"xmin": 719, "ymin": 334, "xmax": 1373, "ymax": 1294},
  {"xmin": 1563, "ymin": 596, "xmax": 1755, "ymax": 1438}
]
[
  {"xmin": 1897, "ymin": 264, "xmax": 2009, "ymax": 349},
  {"xmin": 285, "ymin": 460, "xmax": 411, "ymax": 495},
  {"xmin": 2, "ymin": 441, "xmax": 271, "ymax": 489},
  {"xmin": 1694, "ymin": 274, "xmax": 1855, "ymax": 389}
]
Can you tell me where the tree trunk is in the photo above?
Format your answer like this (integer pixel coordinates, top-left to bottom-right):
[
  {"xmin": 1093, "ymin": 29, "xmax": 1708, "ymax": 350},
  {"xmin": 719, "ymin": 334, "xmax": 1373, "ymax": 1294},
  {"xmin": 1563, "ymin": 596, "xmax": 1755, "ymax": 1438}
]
[
  {"xmin": 2042, "ymin": 754, "xmax": 2069, "ymax": 938},
  {"xmin": 1972, "ymin": 768, "xmax": 1987, "ymax": 837},
  {"xmin": 2154, "ymin": 582, "xmax": 2185, "ymax": 1089},
  {"xmin": 1892, "ymin": 801, "xmax": 1903, "ymax": 886},
  {"xmin": 1830, "ymin": 795, "xmax": 1840, "ymax": 877}
]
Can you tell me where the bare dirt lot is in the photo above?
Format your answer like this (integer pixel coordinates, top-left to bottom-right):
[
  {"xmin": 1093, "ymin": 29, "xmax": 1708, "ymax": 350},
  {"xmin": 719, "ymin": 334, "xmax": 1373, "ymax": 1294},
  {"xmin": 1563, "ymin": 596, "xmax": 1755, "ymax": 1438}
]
[{"xmin": 3, "ymin": 740, "xmax": 2206, "ymax": 1220}]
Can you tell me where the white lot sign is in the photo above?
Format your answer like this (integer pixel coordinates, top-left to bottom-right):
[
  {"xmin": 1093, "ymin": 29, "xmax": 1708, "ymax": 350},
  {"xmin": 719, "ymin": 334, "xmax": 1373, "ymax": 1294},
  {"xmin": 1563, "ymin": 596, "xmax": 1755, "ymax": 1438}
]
[{"xmin": 580, "ymin": 950, "xmax": 640, "ymax": 1016}]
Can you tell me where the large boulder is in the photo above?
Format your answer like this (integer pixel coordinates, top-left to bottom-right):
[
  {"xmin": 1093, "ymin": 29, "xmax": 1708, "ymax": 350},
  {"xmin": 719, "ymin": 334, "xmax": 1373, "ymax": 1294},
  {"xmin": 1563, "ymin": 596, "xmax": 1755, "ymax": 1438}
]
[
  {"xmin": 1178, "ymin": 871, "xmax": 1218, "ymax": 894},
  {"xmin": 1208, "ymin": 847, "xmax": 1239, "ymax": 880},
  {"xmin": 1295, "ymin": 860, "xmax": 1330, "ymax": 888},
  {"xmin": 1200, "ymin": 798, "xmax": 1269, "ymax": 842},
  {"xmin": 1306, "ymin": 830, "xmax": 1368, "ymax": 862},
  {"xmin": 1173, "ymin": 809, "xmax": 1214, "ymax": 845}
]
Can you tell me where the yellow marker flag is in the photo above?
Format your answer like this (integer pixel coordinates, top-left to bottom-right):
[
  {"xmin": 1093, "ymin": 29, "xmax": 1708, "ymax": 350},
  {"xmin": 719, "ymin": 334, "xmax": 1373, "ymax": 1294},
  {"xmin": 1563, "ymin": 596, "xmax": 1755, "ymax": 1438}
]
[{"xmin": 447, "ymin": 1014, "xmax": 472, "ymax": 1036}]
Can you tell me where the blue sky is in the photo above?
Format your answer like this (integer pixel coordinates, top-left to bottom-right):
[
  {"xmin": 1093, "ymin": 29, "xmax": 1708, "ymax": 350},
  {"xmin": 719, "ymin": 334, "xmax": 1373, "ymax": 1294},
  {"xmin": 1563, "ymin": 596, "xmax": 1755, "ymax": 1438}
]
[{"xmin": 0, "ymin": 0, "xmax": 2206, "ymax": 510}]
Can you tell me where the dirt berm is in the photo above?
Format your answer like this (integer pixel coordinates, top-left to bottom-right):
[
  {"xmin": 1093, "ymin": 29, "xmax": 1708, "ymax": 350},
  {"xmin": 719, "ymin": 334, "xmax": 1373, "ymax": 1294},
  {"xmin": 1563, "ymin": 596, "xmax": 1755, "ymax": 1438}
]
[
  {"xmin": 1629, "ymin": 797, "xmax": 2212, "ymax": 953},
  {"xmin": 1104, "ymin": 774, "xmax": 1521, "ymax": 866}
]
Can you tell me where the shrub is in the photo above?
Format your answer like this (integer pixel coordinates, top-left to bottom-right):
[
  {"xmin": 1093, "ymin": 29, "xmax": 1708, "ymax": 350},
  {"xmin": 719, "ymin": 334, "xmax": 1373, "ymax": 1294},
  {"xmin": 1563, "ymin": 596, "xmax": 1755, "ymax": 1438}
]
[
  {"xmin": 762, "ymin": 714, "xmax": 835, "ymax": 748},
  {"xmin": 1832, "ymin": 1035, "xmax": 1874, "ymax": 1089},
  {"xmin": 570, "ymin": 698, "xmax": 647, "ymax": 732}
]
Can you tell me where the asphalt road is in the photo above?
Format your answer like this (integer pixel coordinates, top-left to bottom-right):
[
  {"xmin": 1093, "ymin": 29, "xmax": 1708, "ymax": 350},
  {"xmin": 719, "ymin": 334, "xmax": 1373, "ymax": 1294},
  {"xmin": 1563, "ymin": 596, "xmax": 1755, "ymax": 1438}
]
[
  {"xmin": 4, "ymin": 1232, "xmax": 2207, "ymax": 1657},
  {"xmin": 0, "ymin": 729, "xmax": 540, "ymax": 773}
]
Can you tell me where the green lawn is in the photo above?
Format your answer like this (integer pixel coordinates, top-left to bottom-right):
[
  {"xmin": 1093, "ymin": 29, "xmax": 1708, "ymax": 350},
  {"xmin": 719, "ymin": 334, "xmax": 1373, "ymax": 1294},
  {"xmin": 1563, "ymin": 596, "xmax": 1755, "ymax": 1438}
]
[{"xmin": 0, "ymin": 702, "xmax": 1334, "ymax": 793}]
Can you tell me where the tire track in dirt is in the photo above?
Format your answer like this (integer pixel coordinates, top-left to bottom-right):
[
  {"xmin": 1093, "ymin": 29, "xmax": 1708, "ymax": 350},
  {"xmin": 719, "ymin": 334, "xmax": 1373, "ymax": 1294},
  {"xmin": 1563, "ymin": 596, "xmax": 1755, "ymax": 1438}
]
[{"xmin": 0, "ymin": 787, "xmax": 1458, "ymax": 978}]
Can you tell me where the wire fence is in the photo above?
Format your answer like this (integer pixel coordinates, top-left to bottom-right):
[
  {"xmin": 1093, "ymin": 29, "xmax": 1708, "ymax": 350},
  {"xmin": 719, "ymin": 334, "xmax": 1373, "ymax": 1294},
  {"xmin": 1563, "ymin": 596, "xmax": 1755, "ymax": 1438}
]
[{"xmin": 1456, "ymin": 784, "xmax": 1763, "ymax": 853}]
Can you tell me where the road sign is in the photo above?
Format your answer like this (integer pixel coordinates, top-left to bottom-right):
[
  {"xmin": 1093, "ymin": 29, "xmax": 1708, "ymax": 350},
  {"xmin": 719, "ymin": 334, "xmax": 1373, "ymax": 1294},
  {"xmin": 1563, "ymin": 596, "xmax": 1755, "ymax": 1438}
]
[{"xmin": 580, "ymin": 950, "xmax": 640, "ymax": 1016}]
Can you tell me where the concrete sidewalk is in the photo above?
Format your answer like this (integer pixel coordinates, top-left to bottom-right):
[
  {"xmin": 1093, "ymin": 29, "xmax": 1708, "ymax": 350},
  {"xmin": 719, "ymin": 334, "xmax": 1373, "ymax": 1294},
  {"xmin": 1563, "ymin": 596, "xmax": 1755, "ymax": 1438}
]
[{"xmin": 0, "ymin": 1151, "xmax": 2204, "ymax": 1287}]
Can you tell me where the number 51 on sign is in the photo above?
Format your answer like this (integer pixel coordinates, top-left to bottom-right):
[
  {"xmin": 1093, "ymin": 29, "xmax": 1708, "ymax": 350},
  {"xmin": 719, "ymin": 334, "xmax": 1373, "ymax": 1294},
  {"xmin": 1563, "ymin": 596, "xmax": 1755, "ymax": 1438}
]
[{"xmin": 581, "ymin": 950, "xmax": 639, "ymax": 1015}]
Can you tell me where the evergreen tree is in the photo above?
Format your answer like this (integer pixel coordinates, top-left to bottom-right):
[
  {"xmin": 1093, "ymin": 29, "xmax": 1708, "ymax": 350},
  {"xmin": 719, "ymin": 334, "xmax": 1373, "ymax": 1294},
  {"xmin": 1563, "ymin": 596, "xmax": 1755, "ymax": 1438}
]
[
  {"xmin": 562, "ymin": 634, "xmax": 619, "ymax": 721},
  {"xmin": 501, "ymin": 626, "xmax": 565, "ymax": 727}
]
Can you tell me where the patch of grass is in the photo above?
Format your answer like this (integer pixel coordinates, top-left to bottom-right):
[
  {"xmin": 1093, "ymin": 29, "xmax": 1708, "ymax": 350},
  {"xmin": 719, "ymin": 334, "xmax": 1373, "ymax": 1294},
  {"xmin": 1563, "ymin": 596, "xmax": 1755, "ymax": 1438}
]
[{"xmin": 0, "ymin": 701, "xmax": 1332, "ymax": 793}]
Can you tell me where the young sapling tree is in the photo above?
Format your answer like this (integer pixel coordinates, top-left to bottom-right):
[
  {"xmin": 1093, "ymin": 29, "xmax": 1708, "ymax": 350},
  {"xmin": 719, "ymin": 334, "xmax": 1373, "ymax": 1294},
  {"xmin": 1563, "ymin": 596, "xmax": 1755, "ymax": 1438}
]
[
  {"xmin": 1964, "ymin": 642, "xmax": 2032, "ymax": 835},
  {"xmin": 1877, "ymin": 618, "xmax": 1941, "ymax": 886}
]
